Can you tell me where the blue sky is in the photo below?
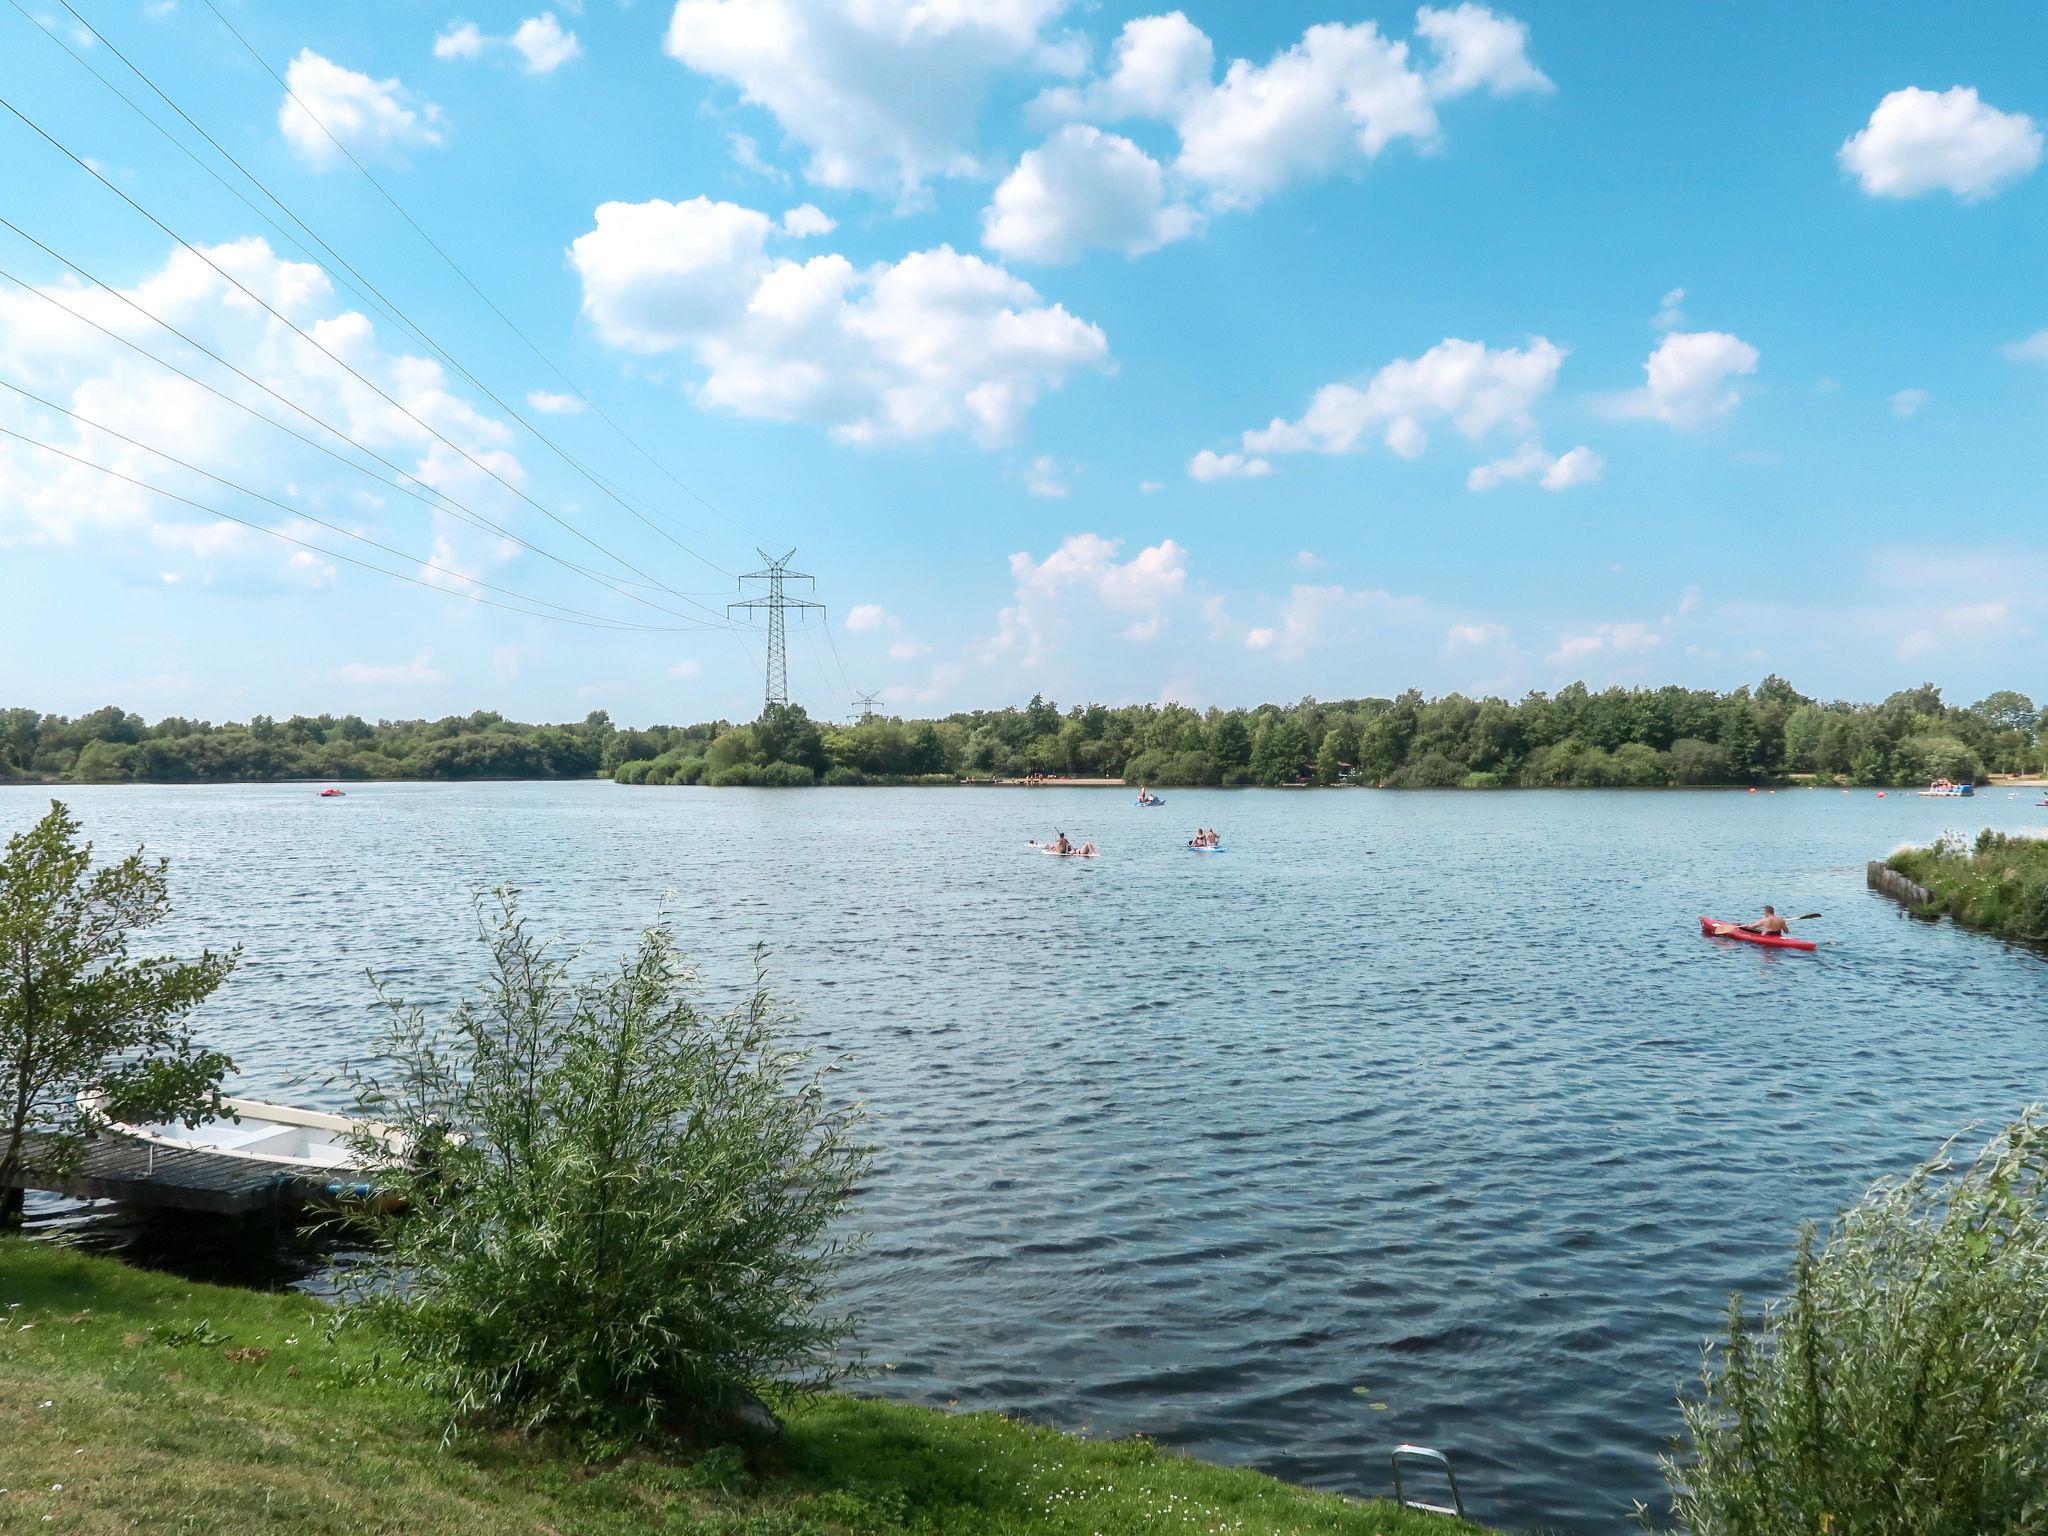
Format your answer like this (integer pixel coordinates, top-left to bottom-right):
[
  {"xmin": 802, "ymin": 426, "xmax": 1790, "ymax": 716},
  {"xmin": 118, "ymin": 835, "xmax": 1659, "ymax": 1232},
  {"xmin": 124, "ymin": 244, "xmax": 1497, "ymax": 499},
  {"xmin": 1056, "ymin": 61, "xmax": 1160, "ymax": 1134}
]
[{"xmin": 1, "ymin": 0, "xmax": 2044, "ymax": 725}]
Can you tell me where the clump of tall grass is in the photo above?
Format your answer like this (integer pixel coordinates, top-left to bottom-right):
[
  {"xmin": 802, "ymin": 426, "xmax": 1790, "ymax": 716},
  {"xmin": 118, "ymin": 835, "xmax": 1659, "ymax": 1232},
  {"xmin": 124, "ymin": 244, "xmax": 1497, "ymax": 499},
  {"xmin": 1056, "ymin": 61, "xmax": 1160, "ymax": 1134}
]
[
  {"xmin": 1656, "ymin": 1114, "xmax": 2048, "ymax": 1534},
  {"xmin": 342, "ymin": 890, "xmax": 870, "ymax": 1446},
  {"xmin": 1889, "ymin": 831, "xmax": 2048, "ymax": 943}
]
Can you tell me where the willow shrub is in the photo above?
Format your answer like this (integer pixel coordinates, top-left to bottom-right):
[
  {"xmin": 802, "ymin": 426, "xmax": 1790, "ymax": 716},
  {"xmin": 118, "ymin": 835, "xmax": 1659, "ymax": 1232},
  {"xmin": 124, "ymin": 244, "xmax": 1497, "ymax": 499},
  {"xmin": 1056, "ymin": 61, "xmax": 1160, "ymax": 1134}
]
[
  {"xmin": 342, "ymin": 891, "xmax": 870, "ymax": 1445},
  {"xmin": 1659, "ymin": 1115, "xmax": 2048, "ymax": 1534}
]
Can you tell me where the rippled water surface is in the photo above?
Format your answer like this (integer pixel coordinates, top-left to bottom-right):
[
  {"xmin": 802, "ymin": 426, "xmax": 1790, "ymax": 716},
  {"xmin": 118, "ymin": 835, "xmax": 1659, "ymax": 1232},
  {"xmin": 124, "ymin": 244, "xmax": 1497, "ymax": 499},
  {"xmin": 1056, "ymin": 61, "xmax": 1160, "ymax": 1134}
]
[{"xmin": 7, "ymin": 781, "xmax": 2047, "ymax": 1530}]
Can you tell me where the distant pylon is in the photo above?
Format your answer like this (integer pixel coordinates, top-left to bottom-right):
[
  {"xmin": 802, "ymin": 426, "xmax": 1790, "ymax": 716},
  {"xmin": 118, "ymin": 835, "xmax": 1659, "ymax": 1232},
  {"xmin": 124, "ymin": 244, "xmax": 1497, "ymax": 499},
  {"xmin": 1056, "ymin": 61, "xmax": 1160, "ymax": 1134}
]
[
  {"xmin": 854, "ymin": 690, "xmax": 880, "ymax": 723},
  {"xmin": 728, "ymin": 548, "xmax": 823, "ymax": 711}
]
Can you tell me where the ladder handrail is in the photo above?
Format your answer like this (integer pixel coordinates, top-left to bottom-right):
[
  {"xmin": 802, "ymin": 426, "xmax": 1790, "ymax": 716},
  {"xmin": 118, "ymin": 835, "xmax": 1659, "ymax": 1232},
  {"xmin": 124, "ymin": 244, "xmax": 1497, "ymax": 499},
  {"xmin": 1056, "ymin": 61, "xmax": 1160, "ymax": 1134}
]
[{"xmin": 1391, "ymin": 1443, "xmax": 1465, "ymax": 1520}]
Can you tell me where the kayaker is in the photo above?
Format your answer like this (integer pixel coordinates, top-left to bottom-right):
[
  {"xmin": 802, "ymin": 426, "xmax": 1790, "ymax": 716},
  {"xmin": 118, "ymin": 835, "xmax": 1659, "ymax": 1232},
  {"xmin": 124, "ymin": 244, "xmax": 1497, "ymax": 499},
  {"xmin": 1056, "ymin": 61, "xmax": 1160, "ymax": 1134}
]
[
  {"xmin": 1713, "ymin": 906, "xmax": 1787, "ymax": 937},
  {"xmin": 1052, "ymin": 831, "xmax": 1072, "ymax": 855}
]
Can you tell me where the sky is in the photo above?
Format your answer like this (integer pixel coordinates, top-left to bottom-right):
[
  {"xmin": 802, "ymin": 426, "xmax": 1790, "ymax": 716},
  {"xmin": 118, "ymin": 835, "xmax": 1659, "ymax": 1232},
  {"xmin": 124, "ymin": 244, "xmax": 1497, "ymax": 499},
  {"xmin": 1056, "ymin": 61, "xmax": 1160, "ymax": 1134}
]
[{"xmin": 0, "ymin": 0, "xmax": 2044, "ymax": 727}]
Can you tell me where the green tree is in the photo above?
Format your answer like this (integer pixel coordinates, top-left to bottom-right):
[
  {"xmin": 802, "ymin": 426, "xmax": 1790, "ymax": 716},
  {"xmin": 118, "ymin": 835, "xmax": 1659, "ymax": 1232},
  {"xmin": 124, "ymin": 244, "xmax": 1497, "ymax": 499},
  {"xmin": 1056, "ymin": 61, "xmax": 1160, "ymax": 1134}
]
[
  {"xmin": 753, "ymin": 703, "xmax": 828, "ymax": 776},
  {"xmin": 343, "ymin": 892, "xmax": 870, "ymax": 1441},
  {"xmin": 1251, "ymin": 717, "xmax": 1314, "ymax": 784},
  {"xmin": 1665, "ymin": 1116, "xmax": 2048, "ymax": 1534},
  {"xmin": 1, "ymin": 802, "xmax": 238, "ymax": 1223},
  {"xmin": 1314, "ymin": 729, "xmax": 1345, "ymax": 785}
]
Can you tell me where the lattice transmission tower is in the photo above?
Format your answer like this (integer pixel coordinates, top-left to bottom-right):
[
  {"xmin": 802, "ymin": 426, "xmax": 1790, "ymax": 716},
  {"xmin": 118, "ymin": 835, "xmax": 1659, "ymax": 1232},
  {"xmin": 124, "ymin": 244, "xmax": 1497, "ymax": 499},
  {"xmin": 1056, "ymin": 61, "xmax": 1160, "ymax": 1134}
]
[
  {"xmin": 728, "ymin": 548, "xmax": 823, "ymax": 711},
  {"xmin": 853, "ymin": 691, "xmax": 881, "ymax": 723}
]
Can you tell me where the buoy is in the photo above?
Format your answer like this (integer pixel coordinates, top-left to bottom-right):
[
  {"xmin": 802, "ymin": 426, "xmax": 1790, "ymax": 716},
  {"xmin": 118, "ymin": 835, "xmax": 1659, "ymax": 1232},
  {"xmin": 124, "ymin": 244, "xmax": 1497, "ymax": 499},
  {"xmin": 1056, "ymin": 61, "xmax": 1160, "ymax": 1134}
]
[
  {"xmin": 1876, "ymin": 791, "xmax": 1886, "ymax": 798},
  {"xmin": 1747, "ymin": 787, "xmax": 1757, "ymax": 794}
]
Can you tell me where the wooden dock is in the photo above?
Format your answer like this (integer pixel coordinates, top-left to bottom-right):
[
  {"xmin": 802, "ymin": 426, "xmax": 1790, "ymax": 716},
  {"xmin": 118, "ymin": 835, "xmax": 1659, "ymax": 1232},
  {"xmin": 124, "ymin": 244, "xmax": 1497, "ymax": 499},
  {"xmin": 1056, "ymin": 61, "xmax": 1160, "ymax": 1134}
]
[{"xmin": 4, "ymin": 1132, "xmax": 356, "ymax": 1217}]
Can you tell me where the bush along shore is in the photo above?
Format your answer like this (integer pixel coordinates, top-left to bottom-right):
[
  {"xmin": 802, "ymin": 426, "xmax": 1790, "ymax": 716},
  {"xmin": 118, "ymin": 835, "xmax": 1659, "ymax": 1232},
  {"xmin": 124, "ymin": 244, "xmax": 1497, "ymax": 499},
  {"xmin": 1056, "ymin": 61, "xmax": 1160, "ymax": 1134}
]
[
  {"xmin": 0, "ymin": 1243, "xmax": 1485, "ymax": 1536},
  {"xmin": 1885, "ymin": 830, "xmax": 2048, "ymax": 944},
  {"xmin": 5, "ymin": 679, "xmax": 2042, "ymax": 788}
]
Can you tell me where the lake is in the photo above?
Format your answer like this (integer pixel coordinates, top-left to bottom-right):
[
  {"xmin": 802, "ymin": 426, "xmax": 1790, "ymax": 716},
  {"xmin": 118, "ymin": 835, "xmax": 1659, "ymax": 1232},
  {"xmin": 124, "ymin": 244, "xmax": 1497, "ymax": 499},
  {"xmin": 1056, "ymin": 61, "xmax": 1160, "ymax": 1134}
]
[{"xmin": 6, "ymin": 780, "xmax": 2045, "ymax": 1531}]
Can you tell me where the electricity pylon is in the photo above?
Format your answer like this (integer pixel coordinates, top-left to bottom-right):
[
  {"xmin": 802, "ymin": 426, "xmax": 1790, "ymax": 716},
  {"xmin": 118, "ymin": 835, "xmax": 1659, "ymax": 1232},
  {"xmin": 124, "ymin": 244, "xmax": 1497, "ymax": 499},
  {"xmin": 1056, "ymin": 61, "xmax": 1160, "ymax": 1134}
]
[
  {"xmin": 854, "ymin": 690, "xmax": 881, "ymax": 723},
  {"xmin": 728, "ymin": 549, "xmax": 822, "ymax": 711}
]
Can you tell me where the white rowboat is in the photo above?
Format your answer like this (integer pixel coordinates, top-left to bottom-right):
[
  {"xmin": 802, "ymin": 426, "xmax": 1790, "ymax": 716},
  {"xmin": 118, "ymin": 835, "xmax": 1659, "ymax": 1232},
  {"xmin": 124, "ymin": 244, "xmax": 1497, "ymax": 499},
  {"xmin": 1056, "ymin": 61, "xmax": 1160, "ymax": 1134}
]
[{"xmin": 77, "ymin": 1092, "xmax": 405, "ymax": 1172}]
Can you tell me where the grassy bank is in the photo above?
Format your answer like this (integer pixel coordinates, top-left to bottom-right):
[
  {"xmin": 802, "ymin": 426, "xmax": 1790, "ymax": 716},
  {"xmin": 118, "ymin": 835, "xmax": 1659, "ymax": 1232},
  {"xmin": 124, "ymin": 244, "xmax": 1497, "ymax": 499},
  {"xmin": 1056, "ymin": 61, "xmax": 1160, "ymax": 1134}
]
[
  {"xmin": 0, "ymin": 1242, "xmax": 1482, "ymax": 1535},
  {"xmin": 1887, "ymin": 831, "xmax": 2048, "ymax": 944}
]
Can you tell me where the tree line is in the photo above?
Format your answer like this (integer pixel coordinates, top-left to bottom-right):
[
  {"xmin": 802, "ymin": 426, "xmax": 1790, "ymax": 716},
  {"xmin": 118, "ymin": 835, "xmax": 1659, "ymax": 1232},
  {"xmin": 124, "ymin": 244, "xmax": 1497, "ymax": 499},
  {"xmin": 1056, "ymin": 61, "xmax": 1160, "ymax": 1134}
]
[
  {"xmin": 616, "ymin": 679, "xmax": 2041, "ymax": 787},
  {"xmin": 5, "ymin": 680, "xmax": 2040, "ymax": 789}
]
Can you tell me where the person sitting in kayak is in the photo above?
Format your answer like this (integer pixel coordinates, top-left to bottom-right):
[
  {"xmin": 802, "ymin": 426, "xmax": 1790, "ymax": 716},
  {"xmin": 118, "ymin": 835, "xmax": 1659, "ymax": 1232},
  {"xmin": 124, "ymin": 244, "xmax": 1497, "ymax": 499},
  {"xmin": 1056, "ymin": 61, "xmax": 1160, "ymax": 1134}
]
[
  {"xmin": 1713, "ymin": 906, "xmax": 1787, "ymax": 937},
  {"xmin": 1137, "ymin": 785, "xmax": 1158, "ymax": 804}
]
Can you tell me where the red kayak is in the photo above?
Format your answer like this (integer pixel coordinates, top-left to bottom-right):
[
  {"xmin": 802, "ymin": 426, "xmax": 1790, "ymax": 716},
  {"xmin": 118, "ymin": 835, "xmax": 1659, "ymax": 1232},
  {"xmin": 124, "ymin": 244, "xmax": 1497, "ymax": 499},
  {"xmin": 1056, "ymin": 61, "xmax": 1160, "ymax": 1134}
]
[{"xmin": 1699, "ymin": 916, "xmax": 1815, "ymax": 951}]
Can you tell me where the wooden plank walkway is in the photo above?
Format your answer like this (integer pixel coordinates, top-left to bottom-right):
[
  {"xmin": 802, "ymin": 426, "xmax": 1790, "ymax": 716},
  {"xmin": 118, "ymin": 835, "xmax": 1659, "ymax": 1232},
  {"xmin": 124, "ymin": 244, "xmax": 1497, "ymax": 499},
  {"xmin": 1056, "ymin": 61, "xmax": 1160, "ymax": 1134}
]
[{"xmin": 4, "ymin": 1132, "xmax": 330, "ymax": 1217}]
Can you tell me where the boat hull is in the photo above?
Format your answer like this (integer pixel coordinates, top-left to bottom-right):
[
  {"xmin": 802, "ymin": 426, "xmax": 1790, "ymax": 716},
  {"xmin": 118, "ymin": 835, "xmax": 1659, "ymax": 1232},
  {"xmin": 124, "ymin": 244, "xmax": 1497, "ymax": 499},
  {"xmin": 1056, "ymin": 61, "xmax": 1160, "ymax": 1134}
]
[{"xmin": 1699, "ymin": 916, "xmax": 1816, "ymax": 951}]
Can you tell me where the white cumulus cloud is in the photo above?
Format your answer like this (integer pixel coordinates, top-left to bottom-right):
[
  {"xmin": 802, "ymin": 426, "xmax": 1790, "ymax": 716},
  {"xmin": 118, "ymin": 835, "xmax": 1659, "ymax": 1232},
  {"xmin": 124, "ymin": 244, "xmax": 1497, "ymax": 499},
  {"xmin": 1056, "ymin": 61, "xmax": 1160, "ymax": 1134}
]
[
  {"xmin": 0, "ymin": 236, "xmax": 527, "ymax": 598},
  {"xmin": 433, "ymin": 22, "xmax": 486, "ymax": 60},
  {"xmin": 664, "ymin": 0, "xmax": 1074, "ymax": 199},
  {"xmin": 1467, "ymin": 440, "xmax": 1602, "ymax": 492},
  {"xmin": 1034, "ymin": 5, "xmax": 1548, "ymax": 214},
  {"xmin": 1546, "ymin": 620, "xmax": 1660, "ymax": 668},
  {"xmin": 982, "ymin": 125, "xmax": 1197, "ymax": 263},
  {"xmin": 569, "ymin": 195, "xmax": 1110, "ymax": 447},
  {"xmin": 845, "ymin": 603, "xmax": 894, "ymax": 632},
  {"xmin": 1839, "ymin": 86, "xmax": 2041, "ymax": 201},
  {"xmin": 1188, "ymin": 448, "xmax": 1270, "ymax": 481},
  {"xmin": 1243, "ymin": 336, "xmax": 1564, "ymax": 462},
  {"xmin": 1021, "ymin": 454, "xmax": 1071, "ymax": 498},
  {"xmin": 1890, "ymin": 387, "xmax": 1930, "ymax": 418},
  {"xmin": 511, "ymin": 13, "xmax": 582, "ymax": 74},
  {"xmin": 525, "ymin": 389, "xmax": 585, "ymax": 414},
  {"xmin": 1444, "ymin": 620, "xmax": 1507, "ymax": 650},
  {"xmin": 279, "ymin": 50, "xmax": 445, "ymax": 170},
  {"xmin": 782, "ymin": 203, "xmax": 837, "ymax": 237},
  {"xmin": 992, "ymin": 531, "xmax": 1188, "ymax": 664},
  {"xmin": 437, "ymin": 16, "xmax": 582, "ymax": 74},
  {"xmin": 1414, "ymin": 3, "xmax": 1553, "ymax": 98},
  {"xmin": 1606, "ymin": 330, "xmax": 1759, "ymax": 428},
  {"xmin": 1243, "ymin": 582, "xmax": 1424, "ymax": 659},
  {"xmin": 2000, "ymin": 328, "xmax": 2048, "ymax": 363}
]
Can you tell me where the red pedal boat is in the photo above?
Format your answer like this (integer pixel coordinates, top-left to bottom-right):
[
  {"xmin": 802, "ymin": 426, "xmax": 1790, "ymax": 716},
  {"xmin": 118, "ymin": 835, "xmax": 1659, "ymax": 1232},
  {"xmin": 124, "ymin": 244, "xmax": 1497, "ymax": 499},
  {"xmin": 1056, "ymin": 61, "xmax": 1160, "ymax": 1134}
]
[{"xmin": 1699, "ymin": 916, "xmax": 1815, "ymax": 951}]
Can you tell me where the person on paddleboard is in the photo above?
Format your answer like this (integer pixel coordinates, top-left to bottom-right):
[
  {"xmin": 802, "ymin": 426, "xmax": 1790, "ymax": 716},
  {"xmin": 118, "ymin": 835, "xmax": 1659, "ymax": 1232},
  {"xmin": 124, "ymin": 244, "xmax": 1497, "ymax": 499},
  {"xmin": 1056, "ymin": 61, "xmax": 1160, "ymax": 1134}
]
[{"xmin": 1051, "ymin": 831, "xmax": 1073, "ymax": 855}]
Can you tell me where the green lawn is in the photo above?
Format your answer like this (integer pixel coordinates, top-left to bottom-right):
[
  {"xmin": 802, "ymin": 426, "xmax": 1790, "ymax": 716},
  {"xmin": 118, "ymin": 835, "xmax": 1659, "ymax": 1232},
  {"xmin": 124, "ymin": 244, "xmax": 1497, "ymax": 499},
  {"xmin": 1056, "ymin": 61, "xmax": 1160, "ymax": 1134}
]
[{"xmin": 0, "ymin": 1240, "xmax": 1487, "ymax": 1535}]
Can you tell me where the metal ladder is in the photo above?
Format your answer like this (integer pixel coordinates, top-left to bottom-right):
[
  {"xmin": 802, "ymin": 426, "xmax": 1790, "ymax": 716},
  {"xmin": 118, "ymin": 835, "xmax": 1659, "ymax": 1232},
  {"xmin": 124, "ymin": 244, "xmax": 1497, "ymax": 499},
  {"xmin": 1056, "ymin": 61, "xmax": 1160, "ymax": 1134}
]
[{"xmin": 1391, "ymin": 1443, "xmax": 1465, "ymax": 1520}]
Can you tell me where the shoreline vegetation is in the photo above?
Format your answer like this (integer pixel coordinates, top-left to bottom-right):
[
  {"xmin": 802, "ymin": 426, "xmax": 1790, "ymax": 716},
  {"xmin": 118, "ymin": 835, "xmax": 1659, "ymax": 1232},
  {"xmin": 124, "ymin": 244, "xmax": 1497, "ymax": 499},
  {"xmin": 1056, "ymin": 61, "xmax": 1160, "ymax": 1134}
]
[
  {"xmin": 3, "ymin": 680, "xmax": 2041, "ymax": 791},
  {"xmin": 1885, "ymin": 830, "xmax": 2048, "ymax": 944},
  {"xmin": 0, "ymin": 1242, "xmax": 1486, "ymax": 1535}
]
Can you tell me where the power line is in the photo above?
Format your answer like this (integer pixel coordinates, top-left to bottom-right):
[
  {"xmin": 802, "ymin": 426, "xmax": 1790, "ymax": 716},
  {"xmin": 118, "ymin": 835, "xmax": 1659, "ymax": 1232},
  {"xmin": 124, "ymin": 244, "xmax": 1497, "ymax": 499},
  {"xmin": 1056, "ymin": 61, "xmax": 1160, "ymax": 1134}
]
[
  {"xmin": 0, "ymin": 375, "xmax": 710, "ymax": 632},
  {"xmin": 0, "ymin": 247, "xmax": 706, "ymax": 628},
  {"xmin": 191, "ymin": 0, "xmax": 763, "ymax": 551},
  {"xmin": 728, "ymin": 549, "xmax": 823, "ymax": 711},
  {"xmin": 0, "ymin": 423, "xmax": 672, "ymax": 630},
  {"xmin": 14, "ymin": 0, "xmax": 735, "ymax": 572},
  {"xmin": 0, "ymin": 91, "xmax": 738, "ymax": 627}
]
